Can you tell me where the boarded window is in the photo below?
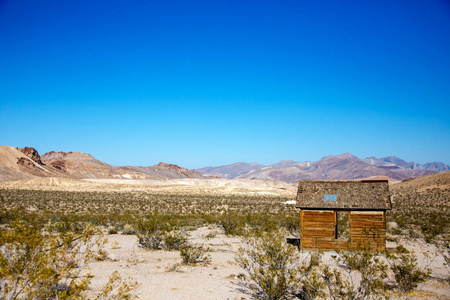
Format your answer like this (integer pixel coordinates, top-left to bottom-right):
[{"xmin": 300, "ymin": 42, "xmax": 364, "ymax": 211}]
[{"xmin": 336, "ymin": 211, "xmax": 349, "ymax": 240}]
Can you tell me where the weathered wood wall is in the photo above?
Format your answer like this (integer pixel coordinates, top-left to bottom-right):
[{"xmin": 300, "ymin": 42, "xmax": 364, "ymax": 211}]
[
  {"xmin": 300, "ymin": 210, "xmax": 386, "ymax": 251},
  {"xmin": 350, "ymin": 211, "xmax": 386, "ymax": 251}
]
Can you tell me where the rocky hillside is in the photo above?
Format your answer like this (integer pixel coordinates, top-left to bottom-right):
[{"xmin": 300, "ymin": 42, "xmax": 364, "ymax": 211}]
[
  {"xmin": 196, "ymin": 153, "xmax": 439, "ymax": 182},
  {"xmin": 0, "ymin": 146, "xmax": 206, "ymax": 181}
]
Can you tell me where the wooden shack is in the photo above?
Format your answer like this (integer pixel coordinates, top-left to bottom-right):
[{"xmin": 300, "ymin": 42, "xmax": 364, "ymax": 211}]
[{"xmin": 296, "ymin": 180, "xmax": 391, "ymax": 252}]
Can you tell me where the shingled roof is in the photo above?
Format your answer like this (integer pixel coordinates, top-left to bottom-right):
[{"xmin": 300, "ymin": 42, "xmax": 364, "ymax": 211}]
[{"xmin": 295, "ymin": 180, "xmax": 391, "ymax": 211}]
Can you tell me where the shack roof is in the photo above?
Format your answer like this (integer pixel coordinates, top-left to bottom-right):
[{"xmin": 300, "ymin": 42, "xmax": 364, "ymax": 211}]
[{"xmin": 295, "ymin": 180, "xmax": 392, "ymax": 211}]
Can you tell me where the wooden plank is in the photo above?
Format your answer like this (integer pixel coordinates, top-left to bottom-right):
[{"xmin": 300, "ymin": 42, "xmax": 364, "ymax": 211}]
[
  {"xmin": 352, "ymin": 219, "xmax": 385, "ymax": 224},
  {"xmin": 304, "ymin": 221, "xmax": 335, "ymax": 226},
  {"xmin": 351, "ymin": 227, "xmax": 386, "ymax": 231},
  {"xmin": 300, "ymin": 210, "xmax": 304, "ymax": 250},
  {"xmin": 348, "ymin": 211, "xmax": 352, "ymax": 243},
  {"xmin": 351, "ymin": 212, "xmax": 384, "ymax": 218},
  {"xmin": 303, "ymin": 210, "xmax": 336, "ymax": 215},
  {"xmin": 351, "ymin": 214, "xmax": 385, "ymax": 221},
  {"xmin": 352, "ymin": 224, "xmax": 385, "ymax": 230},
  {"xmin": 351, "ymin": 211, "xmax": 384, "ymax": 215},
  {"xmin": 303, "ymin": 217, "xmax": 336, "ymax": 222},
  {"xmin": 302, "ymin": 239, "xmax": 350, "ymax": 251},
  {"xmin": 303, "ymin": 228, "xmax": 335, "ymax": 233},
  {"xmin": 351, "ymin": 231, "xmax": 386, "ymax": 235}
]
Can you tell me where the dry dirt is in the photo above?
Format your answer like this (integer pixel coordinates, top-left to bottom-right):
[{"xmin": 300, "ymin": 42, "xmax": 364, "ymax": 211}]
[
  {"xmin": 0, "ymin": 176, "xmax": 297, "ymax": 196},
  {"xmin": 87, "ymin": 227, "xmax": 450, "ymax": 300}
]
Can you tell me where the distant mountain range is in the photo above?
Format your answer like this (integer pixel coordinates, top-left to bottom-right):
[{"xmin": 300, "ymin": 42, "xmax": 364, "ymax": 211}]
[
  {"xmin": 0, "ymin": 146, "xmax": 206, "ymax": 181},
  {"xmin": 194, "ymin": 153, "xmax": 450, "ymax": 182},
  {"xmin": 1, "ymin": 145, "xmax": 448, "ymax": 183}
]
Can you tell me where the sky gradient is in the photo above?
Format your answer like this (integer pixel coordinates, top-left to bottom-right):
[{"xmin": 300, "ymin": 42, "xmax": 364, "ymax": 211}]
[{"xmin": 1, "ymin": 0, "xmax": 449, "ymax": 168}]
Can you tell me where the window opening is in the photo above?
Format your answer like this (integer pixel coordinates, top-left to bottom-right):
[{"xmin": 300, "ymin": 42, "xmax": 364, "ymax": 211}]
[
  {"xmin": 324, "ymin": 194, "xmax": 337, "ymax": 202},
  {"xmin": 336, "ymin": 211, "xmax": 349, "ymax": 240}
]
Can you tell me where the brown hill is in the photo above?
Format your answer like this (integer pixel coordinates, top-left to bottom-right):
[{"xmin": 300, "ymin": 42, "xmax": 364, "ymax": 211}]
[
  {"xmin": 388, "ymin": 171, "xmax": 449, "ymax": 245},
  {"xmin": 389, "ymin": 171, "xmax": 449, "ymax": 222},
  {"xmin": 42, "ymin": 151, "xmax": 117, "ymax": 179},
  {"xmin": 391, "ymin": 170, "xmax": 450, "ymax": 195},
  {"xmin": 0, "ymin": 146, "xmax": 56, "ymax": 181},
  {"xmin": 0, "ymin": 146, "xmax": 206, "ymax": 182}
]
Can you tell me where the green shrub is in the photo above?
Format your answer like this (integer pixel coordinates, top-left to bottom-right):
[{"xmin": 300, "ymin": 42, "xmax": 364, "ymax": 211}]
[
  {"xmin": 121, "ymin": 224, "xmax": 137, "ymax": 235},
  {"xmin": 94, "ymin": 271, "xmax": 139, "ymax": 300},
  {"xmin": 108, "ymin": 226, "xmax": 118, "ymax": 234},
  {"xmin": 137, "ymin": 230, "xmax": 164, "ymax": 250},
  {"xmin": 163, "ymin": 230, "xmax": 188, "ymax": 250},
  {"xmin": 218, "ymin": 213, "xmax": 243, "ymax": 236},
  {"xmin": 323, "ymin": 235, "xmax": 389, "ymax": 300},
  {"xmin": 0, "ymin": 221, "xmax": 139, "ymax": 299},
  {"xmin": 235, "ymin": 230, "xmax": 318, "ymax": 300},
  {"xmin": 0, "ymin": 221, "xmax": 106, "ymax": 299},
  {"xmin": 387, "ymin": 245, "xmax": 432, "ymax": 292},
  {"xmin": 179, "ymin": 245, "xmax": 211, "ymax": 265}
]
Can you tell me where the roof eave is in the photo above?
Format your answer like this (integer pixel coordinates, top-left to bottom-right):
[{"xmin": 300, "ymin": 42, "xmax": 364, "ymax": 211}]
[{"xmin": 295, "ymin": 206, "xmax": 391, "ymax": 211}]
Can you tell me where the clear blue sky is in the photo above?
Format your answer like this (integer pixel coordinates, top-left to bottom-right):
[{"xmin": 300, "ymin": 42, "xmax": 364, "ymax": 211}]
[{"xmin": 1, "ymin": 0, "xmax": 449, "ymax": 168}]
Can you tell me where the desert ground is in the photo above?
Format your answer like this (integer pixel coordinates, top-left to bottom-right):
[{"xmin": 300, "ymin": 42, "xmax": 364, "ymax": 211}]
[
  {"xmin": 0, "ymin": 176, "xmax": 296, "ymax": 195},
  {"xmin": 1, "ymin": 177, "xmax": 449, "ymax": 299},
  {"xmin": 85, "ymin": 227, "xmax": 450, "ymax": 300}
]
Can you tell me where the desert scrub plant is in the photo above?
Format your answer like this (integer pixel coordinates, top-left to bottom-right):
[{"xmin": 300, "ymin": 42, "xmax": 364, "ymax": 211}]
[
  {"xmin": 94, "ymin": 270, "xmax": 140, "ymax": 300},
  {"xmin": 135, "ymin": 217, "xmax": 189, "ymax": 250},
  {"xmin": 441, "ymin": 248, "xmax": 450, "ymax": 279},
  {"xmin": 322, "ymin": 237, "xmax": 389, "ymax": 300},
  {"xmin": 387, "ymin": 245, "xmax": 432, "ymax": 292},
  {"xmin": 218, "ymin": 213, "xmax": 244, "ymax": 236},
  {"xmin": 0, "ymin": 221, "xmax": 107, "ymax": 299},
  {"xmin": 163, "ymin": 230, "xmax": 188, "ymax": 250},
  {"xmin": 179, "ymin": 244, "xmax": 211, "ymax": 265},
  {"xmin": 135, "ymin": 217, "xmax": 170, "ymax": 250},
  {"xmin": 121, "ymin": 224, "xmax": 137, "ymax": 235},
  {"xmin": 235, "ymin": 230, "xmax": 320, "ymax": 300}
]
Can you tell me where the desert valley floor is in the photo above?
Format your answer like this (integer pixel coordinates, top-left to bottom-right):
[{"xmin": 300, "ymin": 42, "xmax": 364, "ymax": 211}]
[{"xmin": 1, "ymin": 176, "xmax": 449, "ymax": 299}]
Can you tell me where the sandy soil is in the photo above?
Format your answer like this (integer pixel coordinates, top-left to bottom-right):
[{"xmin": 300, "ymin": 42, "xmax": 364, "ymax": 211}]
[
  {"xmin": 86, "ymin": 227, "xmax": 245, "ymax": 299},
  {"xmin": 86, "ymin": 227, "xmax": 450, "ymax": 300},
  {"xmin": 0, "ymin": 177, "xmax": 297, "ymax": 197}
]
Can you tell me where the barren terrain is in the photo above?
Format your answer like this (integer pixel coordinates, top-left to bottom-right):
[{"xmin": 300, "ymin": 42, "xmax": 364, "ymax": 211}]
[
  {"xmin": 1, "ymin": 173, "xmax": 449, "ymax": 299},
  {"xmin": 85, "ymin": 227, "xmax": 450, "ymax": 300},
  {"xmin": 0, "ymin": 176, "xmax": 296, "ymax": 196}
]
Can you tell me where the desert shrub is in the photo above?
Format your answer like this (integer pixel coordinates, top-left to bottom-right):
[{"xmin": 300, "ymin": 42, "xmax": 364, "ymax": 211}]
[
  {"xmin": 135, "ymin": 217, "xmax": 169, "ymax": 250},
  {"xmin": 235, "ymin": 230, "xmax": 319, "ymax": 300},
  {"xmin": 163, "ymin": 230, "xmax": 188, "ymax": 250},
  {"xmin": 94, "ymin": 270, "xmax": 139, "ymax": 300},
  {"xmin": 322, "ymin": 238, "xmax": 389, "ymax": 300},
  {"xmin": 179, "ymin": 245, "xmax": 211, "ymax": 265},
  {"xmin": 122, "ymin": 224, "xmax": 137, "ymax": 235},
  {"xmin": 0, "ymin": 221, "xmax": 107, "ymax": 299},
  {"xmin": 387, "ymin": 245, "xmax": 432, "ymax": 292},
  {"xmin": 108, "ymin": 226, "xmax": 118, "ymax": 234},
  {"xmin": 279, "ymin": 215, "xmax": 301, "ymax": 237},
  {"xmin": 202, "ymin": 230, "xmax": 217, "ymax": 241},
  {"xmin": 218, "ymin": 213, "xmax": 244, "ymax": 236},
  {"xmin": 135, "ymin": 216, "xmax": 189, "ymax": 250},
  {"xmin": 441, "ymin": 249, "xmax": 450, "ymax": 279},
  {"xmin": 137, "ymin": 230, "xmax": 165, "ymax": 250},
  {"xmin": 385, "ymin": 233, "xmax": 399, "ymax": 242},
  {"xmin": 53, "ymin": 219, "xmax": 86, "ymax": 234}
]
